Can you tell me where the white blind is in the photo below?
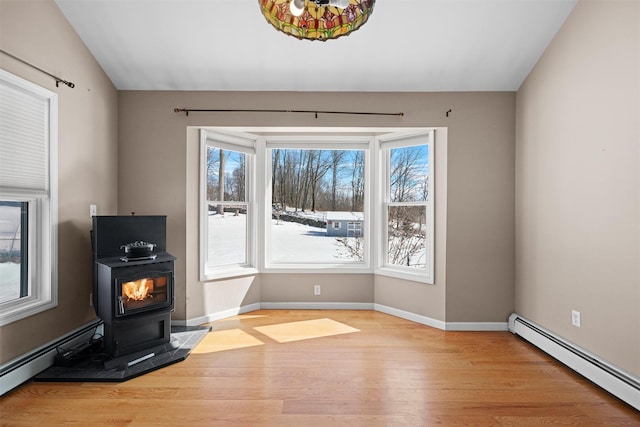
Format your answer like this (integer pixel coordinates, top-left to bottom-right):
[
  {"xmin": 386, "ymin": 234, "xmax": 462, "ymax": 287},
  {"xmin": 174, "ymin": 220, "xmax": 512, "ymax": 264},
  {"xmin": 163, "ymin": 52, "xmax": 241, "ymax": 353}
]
[
  {"xmin": 378, "ymin": 130, "xmax": 432, "ymax": 150},
  {"xmin": 0, "ymin": 73, "xmax": 50, "ymax": 194},
  {"xmin": 206, "ymin": 130, "xmax": 256, "ymax": 154}
]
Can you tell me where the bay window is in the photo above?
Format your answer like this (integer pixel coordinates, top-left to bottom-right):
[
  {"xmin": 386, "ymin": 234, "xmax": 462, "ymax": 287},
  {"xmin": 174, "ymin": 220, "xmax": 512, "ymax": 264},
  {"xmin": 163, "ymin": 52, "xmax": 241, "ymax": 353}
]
[{"xmin": 198, "ymin": 128, "xmax": 434, "ymax": 283}]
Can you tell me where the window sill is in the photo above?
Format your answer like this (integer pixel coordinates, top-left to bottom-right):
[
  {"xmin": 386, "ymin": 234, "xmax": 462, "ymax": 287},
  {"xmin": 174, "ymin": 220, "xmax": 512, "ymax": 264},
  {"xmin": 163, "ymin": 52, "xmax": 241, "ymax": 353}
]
[
  {"xmin": 200, "ymin": 267, "xmax": 260, "ymax": 282},
  {"xmin": 0, "ymin": 297, "xmax": 58, "ymax": 327},
  {"xmin": 375, "ymin": 267, "xmax": 433, "ymax": 284},
  {"xmin": 263, "ymin": 262, "xmax": 371, "ymax": 274}
]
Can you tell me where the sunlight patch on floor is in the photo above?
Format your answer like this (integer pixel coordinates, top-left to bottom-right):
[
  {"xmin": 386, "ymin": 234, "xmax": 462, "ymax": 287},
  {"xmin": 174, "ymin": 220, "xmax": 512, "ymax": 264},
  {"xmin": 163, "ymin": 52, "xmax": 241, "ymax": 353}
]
[
  {"xmin": 208, "ymin": 314, "xmax": 269, "ymax": 324},
  {"xmin": 191, "ymin": 329, "xmax": 264, "ymax": 354},
  {"xmin": 253, "ymin": 318, "xmax": 360, "ymax": 343}
]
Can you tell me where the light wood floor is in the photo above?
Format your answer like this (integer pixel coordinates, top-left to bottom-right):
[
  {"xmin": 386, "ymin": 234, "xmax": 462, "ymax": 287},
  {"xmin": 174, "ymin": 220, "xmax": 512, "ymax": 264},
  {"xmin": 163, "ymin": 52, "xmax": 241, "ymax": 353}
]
[{"xmin": 1, "ymin": 310, "xmax": 638, "ymax": 426}]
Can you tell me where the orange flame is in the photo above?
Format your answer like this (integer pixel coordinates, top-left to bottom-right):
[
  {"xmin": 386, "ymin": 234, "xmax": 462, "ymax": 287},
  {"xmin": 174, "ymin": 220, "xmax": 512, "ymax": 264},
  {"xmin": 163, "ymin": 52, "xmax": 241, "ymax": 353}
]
[{"xmin": 122, "ymin": 278, "xmax": 154, "ymax": 301}]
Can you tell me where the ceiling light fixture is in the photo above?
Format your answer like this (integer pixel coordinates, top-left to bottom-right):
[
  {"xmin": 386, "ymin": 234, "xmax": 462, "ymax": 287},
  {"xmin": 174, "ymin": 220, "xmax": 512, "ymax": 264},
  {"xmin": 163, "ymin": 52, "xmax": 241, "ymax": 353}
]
[{"xmin": 260, "ymin": 0, "xmax": 376, "ymax": 41}]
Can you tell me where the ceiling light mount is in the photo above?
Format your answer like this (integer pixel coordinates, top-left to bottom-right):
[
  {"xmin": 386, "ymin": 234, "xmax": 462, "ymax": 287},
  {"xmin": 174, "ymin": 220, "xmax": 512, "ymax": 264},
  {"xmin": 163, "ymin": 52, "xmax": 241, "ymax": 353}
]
[{"xmin": 260, "ymin": 0, "xmax": 376, "ymax": 41}]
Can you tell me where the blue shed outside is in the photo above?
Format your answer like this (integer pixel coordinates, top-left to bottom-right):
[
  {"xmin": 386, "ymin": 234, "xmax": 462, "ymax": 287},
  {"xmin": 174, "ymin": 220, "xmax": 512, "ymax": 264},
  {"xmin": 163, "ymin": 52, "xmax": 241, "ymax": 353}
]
[{"xmin": 326, "ymin": 212, "xmax": 364, "ymax": 237}]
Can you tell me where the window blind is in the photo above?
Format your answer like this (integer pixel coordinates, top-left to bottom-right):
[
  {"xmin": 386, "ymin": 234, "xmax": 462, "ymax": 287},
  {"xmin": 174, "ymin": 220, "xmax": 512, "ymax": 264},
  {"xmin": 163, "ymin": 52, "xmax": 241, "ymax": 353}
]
[{"xmin": 0, "ymin": 73, "xmax": 50, "ymax": 194}]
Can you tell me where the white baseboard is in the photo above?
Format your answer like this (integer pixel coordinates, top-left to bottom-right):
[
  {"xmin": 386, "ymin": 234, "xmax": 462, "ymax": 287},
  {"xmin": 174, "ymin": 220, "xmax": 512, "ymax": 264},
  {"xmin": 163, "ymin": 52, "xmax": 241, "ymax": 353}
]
[
  {"xmin": 374, "ymin": 304, "xmax": 447, "ymax": 330},
  {"xmin": 445, "ymin": 321, "xmax": 509, "ymax": 331},
  {"xmin": 171, "ymin": 303, "xmax": 262, "ymax": 327},
  {"xmin": 260, "ymin": 302, "xmax": 374, "ymax": 311},
  {"xmin": 509, "ymin": 313, "xmax": 640, "ymax": 411},
  {"xmin": 177, "ymin": 303, "xmax": 507, "ymax": 332},
  {"xmin": 0, "ymin": 320, "xmax": 102, "ymax": 396},
  {"xmin": 173, "ymin": 302, "xmax": 374, "ymax": 327}
]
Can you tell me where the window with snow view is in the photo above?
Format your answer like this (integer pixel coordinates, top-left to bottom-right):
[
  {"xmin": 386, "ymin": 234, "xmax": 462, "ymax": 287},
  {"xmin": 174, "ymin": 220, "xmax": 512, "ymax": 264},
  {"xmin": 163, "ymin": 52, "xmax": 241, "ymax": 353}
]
[
  {"xmin": 381, "ymin": 131, "xmax": 434, "ymax": 283},
  {"xmin": 0, "ymin": 70, "xmax": 58, "ymax": 326},
  {"xmin": 199, "ymin": 129, "xmax": 435, "ymax": 280},
  {"xmin": 269, "ymin": 146, "xmax": 368, "ymax": 266},
  {"xmin": 201, "ymin": 131, "xmax": 256, "ymax": 278}
]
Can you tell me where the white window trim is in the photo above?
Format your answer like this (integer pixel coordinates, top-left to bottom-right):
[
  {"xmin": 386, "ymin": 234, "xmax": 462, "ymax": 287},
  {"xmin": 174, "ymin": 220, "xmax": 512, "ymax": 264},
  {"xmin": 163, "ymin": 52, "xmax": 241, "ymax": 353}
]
[
  {"xmin": 199, "ymin": 129, "xmax": 258, "ymax": 281},
  {"xmin": 0, "ymin": 70, "xmax": 58, "ymax": 326},
  {"xmin": 376, "ymin": 130, "xmax": 435, "ymax": 284}
]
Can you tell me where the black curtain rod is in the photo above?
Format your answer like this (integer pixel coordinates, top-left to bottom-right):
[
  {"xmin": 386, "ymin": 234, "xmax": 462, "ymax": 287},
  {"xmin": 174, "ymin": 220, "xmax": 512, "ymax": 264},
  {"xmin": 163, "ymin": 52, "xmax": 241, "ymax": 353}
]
[
  {"xmin": 0, "ymin": 49, "xmax": 75, "ymax": 88},
  {"xmin": 174, "ymin": 108, "xmax": 404, "ymax": 118}
]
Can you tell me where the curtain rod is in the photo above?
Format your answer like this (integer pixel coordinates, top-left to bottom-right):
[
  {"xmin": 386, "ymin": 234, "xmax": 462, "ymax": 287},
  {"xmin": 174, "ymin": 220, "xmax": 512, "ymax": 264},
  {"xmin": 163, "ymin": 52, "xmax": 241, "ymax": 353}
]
[
  {"xmin": 174, "ymin": 108, "xmax": 404, "ymax": 118},
  {"xmin": 0, "ymin": 49, "xmax": 75, "ymax": 88}
]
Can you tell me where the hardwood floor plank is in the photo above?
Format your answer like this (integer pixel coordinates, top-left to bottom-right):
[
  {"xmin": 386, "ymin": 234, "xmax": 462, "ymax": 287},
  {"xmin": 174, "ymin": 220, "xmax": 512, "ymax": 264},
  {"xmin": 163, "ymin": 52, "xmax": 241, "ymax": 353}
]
[{"xmin": 1, "ymin": 310, "xmax": 638, "ymax": 426}]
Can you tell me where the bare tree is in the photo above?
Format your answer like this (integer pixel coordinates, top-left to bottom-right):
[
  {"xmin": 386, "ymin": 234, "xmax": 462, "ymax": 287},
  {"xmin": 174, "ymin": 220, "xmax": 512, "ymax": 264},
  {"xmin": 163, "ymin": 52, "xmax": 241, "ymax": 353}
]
[
  {"xmin": 390, "ymin": 147, "xmax": 425, "ymax": 202},
  {"xmin": 236, "ymin": 154, "xmax": 246, "ymax": 200},
  {"xmin": 335, "ymin": 237, "xmax": 364, "ymax": 261},
  {"xmin": 272, "ymin": 148, "xmax": 281, "ymax": 208},
  {"xmin": 387, "ymin": 206, "xmax": 426, "ymax": 266},
  {"xmin": 350, "ymin": 150, "xmax": 365, "ymax": 211},
  {"xmin": 217, "ymin": 149, "xmax": 226, "ymax": 216},
  {"xmin": 300, "ymin": 150, "xmax": 314, "ymax": 212},
  {"xmin": 271, "ymin": 148, "xmax": 364, "ymax": 213},
  {"xmin": 330, "ymin": 150, "xmax": 346, "ymax": 210},
  {"xmin": 206, "ymin": 147, "xmax": 219, "ymax": 201},
  {"xmin": 308, "ymin": 150, "xmax": 331, "ymax": 212}
]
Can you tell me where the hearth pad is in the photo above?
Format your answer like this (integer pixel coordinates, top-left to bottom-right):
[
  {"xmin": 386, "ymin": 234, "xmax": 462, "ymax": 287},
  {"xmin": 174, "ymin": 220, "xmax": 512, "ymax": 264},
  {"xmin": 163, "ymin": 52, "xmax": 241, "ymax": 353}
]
[{"xmin": 34, "ymin": 325, "xmax": 211, "ymax": 382}]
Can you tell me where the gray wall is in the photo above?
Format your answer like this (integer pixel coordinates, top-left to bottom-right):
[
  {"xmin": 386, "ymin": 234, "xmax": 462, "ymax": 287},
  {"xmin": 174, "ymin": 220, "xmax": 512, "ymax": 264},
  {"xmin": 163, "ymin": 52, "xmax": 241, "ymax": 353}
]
[
  {"xmin": 515, "ymin": 0, "xmax": 639, "ymax": 376},
  {"xmin": 0, "ymin": 0, "xmax": 118, "ymax": 364},
  {"xmin": 118, "ymin": 91, "xmax": 515, "ymax": 325}
]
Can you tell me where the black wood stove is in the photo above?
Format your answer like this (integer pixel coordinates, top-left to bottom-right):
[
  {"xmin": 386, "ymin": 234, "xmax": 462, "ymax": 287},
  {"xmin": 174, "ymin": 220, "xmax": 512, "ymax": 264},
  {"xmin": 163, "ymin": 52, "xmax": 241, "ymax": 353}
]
[{"xmin": 92, "ymin": 215, "xmax": 176, "ymax": 359}]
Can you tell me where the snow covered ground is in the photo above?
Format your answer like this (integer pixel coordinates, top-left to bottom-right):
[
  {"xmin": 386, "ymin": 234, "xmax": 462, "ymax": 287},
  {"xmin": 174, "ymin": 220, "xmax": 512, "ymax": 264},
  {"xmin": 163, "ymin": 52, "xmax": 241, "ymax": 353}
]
[
  {"xmin": 271, "ymin": 219, "xmax": 359, "ymax": 263},
  {"xmin": 208, "ymin": 213, "xmax": 248, "ymax": 266},
  {"xmin": 207, "ymin": 213, "xmax": 363, "ymax": 266},
  {"xmin": 0, "ymin": 262, "xmax": 20, "ymax": 303}
]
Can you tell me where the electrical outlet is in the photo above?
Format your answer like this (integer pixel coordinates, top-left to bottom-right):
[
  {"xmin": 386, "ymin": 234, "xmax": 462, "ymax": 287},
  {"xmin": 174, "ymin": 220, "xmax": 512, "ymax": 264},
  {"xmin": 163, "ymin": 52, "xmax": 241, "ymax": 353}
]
[
  {"xmin": 90, "ymin": 204, "xmax": 97, "ymax": 217},
  {"xmin": 571, "ymin": 310, "xmax": 581, "ymax": 327},
  {"xmin": 314, "ymin": 285, "xmax": 321, "ymax": 296},
  {"xmin": 89, "ymin": 292, "xmax": 93, "ymax": 307}
]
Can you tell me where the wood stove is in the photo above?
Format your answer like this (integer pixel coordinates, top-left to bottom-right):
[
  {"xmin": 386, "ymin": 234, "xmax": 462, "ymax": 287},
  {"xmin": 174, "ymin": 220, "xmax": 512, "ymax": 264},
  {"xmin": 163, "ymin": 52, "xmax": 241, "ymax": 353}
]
[{"xmin": 92, "ymin": 215, "xmax": 176, "ymax": 359}]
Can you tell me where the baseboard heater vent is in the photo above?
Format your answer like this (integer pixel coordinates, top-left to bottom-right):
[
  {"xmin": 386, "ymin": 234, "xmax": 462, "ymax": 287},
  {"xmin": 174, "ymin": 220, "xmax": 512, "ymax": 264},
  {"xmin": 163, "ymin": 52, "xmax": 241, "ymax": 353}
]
[
  {"xmin": 0, "ymin": 320, "xmax": 103, "ymax": 396},
  {"xmin": 508, "ymin": 313, "xmax": 639, "ymax": 411}
]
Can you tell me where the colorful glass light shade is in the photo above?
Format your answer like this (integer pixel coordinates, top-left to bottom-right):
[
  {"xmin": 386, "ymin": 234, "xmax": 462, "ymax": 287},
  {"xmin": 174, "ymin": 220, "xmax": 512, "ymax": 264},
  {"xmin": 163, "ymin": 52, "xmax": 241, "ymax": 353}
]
[{"xmin": 259, "ymin": 0, "xmax": 376, "ymax": 41}]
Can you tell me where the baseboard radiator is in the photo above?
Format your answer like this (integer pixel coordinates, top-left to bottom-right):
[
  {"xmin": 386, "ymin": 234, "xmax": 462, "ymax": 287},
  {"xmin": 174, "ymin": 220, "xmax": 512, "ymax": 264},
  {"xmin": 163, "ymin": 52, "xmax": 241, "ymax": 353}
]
[
  {"xmin": 0, "ymin": 320, "xmax": 103, "ymax": 396},
  {"xmin": 509, "ymin": 313, "xmax": 640, "ymax": 411}
]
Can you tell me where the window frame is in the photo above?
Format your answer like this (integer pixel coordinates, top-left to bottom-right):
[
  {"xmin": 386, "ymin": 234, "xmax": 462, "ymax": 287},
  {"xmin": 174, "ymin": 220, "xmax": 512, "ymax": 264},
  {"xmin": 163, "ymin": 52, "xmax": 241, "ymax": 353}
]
[
  {"xmin": 0, "ymin": 70, "xmax": 58, "ymax": 326},
  {"xmin": 263, "ymin": 136, "xmax": 372, "ymax": 272},
  {"xmin": 196, "ymin": 127, "xmax": 436, "ymax": 284},
  {"xmin": 377, "ymin": 130, "xmax": 435, "ymax": 284},
  {"xmin": 199, "ymin": 130, "xmax": 258, "ymax": 280}
]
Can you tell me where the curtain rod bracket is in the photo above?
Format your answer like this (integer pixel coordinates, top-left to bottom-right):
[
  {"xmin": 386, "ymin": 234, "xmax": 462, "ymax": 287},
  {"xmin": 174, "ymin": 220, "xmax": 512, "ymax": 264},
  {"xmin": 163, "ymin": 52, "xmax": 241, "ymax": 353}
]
[{"xmin": 55, "ymin": 79, "xmax": 75, "ymax": 89}]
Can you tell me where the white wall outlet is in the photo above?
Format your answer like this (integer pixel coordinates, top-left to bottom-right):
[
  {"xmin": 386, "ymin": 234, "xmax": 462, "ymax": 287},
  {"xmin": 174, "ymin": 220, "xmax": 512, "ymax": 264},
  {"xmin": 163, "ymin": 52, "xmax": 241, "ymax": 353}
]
[
  {"xmin": 314, "ymin": 285, "xmax": 321, "ymax": 296},
  {"xmin": 571, "ymin": 310, "xmax": 581, "ymax": 327},
  {"xmin": 90, "ymin": 204, "xmax": 97, "ymax": 217}
]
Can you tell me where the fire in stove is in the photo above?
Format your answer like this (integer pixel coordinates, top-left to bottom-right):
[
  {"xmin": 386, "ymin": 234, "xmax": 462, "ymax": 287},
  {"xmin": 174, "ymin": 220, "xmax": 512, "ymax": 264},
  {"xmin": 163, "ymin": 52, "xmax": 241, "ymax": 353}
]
[
  {"xmin": 118, "ymin": 275, "xmax": 169, "ymax": 315},
  {"xmin": 122, "ymin": 278, "xmax": 154, "ymax": 301}
]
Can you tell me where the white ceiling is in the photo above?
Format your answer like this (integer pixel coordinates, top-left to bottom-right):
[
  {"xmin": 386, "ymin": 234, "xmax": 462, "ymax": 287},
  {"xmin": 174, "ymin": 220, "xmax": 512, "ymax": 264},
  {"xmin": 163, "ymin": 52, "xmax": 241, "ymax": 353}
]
[{"xmin": 54, "ymin": 0, "xmax": 576, "ymax": 92}]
